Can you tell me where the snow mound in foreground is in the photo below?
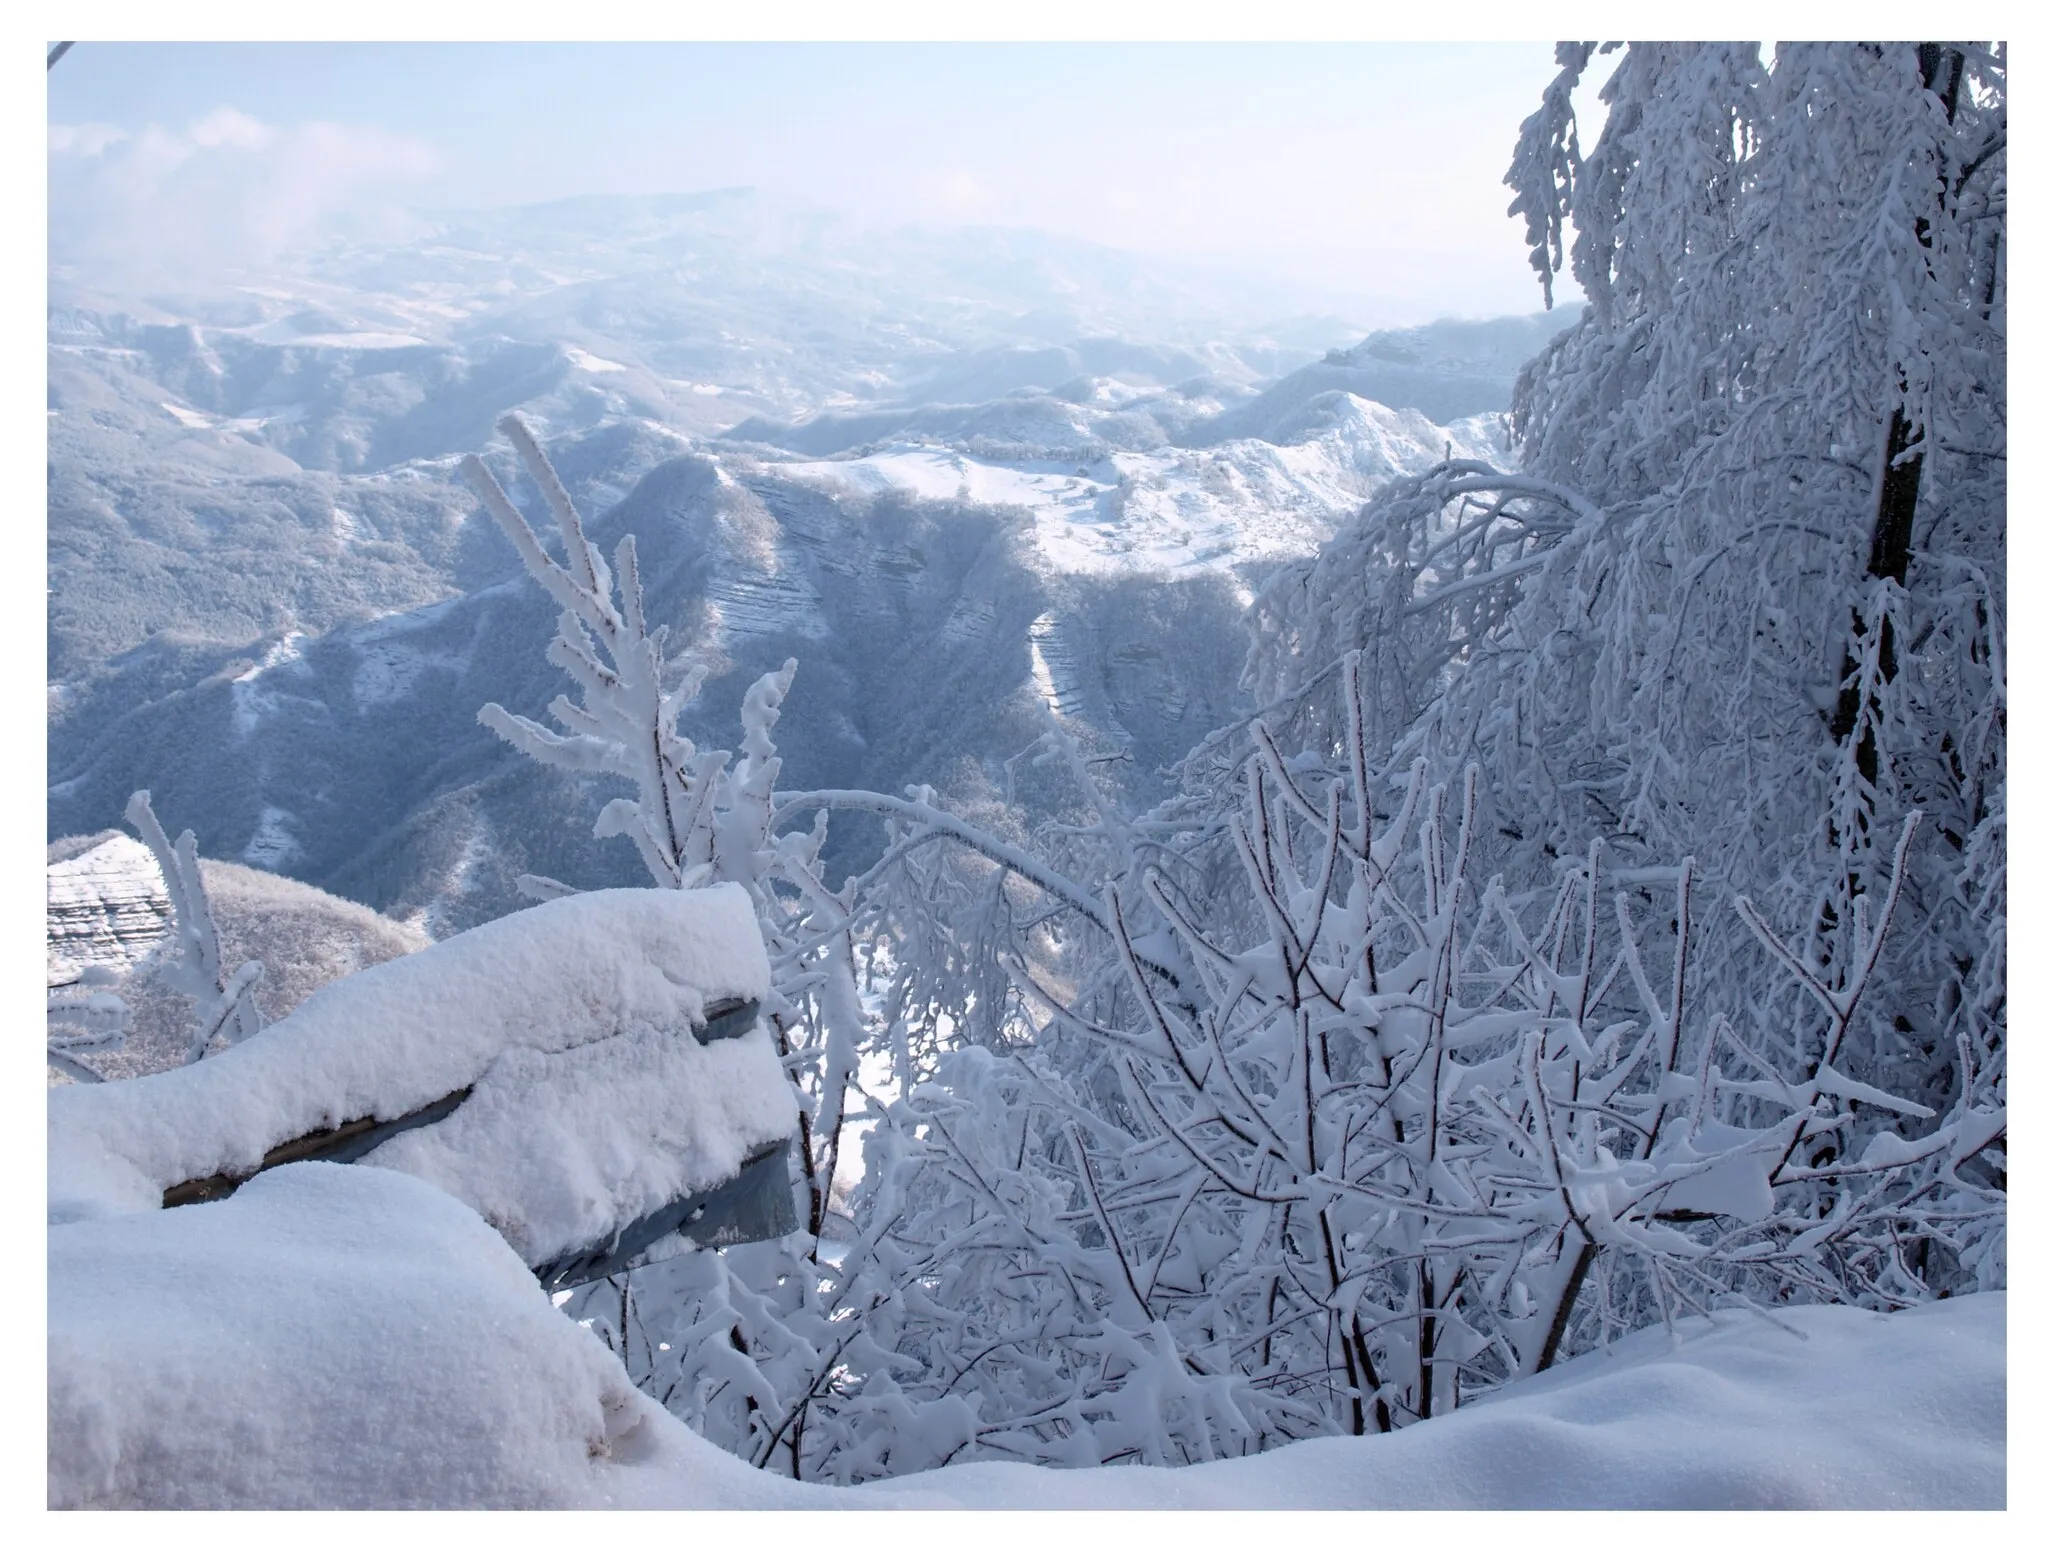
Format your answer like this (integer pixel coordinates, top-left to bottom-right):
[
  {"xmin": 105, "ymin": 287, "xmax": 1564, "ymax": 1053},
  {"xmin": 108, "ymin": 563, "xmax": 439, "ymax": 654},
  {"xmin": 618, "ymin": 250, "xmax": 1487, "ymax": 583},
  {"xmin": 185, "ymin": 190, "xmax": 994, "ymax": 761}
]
[
  {"xmin": 48, "ymin": 1163, "xmax": 787, "ymax": 1509},
  {"xmin": 47, "ymin": 886, "xmax": 793, "ymax": 1269},
  {"xmin": 50, "ymin": 1160, "xmax": 2004, "ymax": 1509}
]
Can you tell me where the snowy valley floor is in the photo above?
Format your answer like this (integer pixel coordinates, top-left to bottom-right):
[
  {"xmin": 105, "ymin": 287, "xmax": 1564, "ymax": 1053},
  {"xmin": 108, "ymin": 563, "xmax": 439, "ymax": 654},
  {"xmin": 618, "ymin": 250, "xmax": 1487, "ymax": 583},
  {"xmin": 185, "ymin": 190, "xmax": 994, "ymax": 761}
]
[{"xmin": 49, "ymin": 1163, "xmax": 2003, "ymax": 1511}]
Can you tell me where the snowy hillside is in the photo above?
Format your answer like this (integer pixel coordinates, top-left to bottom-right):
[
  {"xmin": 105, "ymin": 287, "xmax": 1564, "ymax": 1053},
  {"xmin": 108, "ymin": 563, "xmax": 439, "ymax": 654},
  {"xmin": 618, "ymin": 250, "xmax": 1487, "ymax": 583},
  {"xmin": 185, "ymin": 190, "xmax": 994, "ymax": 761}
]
[
  {"xmin": 49, "ymin": 401, "xmax": 1498, "ymax": 930},
  {"xmin": 754, "ymin": 402, "xmax": 1506, "ymax": 580},
  {"xmin": 47, "ymin": 830, "xmax": 427, "ymax": 1078},
  {"xmin": 49, "ymin": 191, "xmax": 1516, "ymax": 680}
]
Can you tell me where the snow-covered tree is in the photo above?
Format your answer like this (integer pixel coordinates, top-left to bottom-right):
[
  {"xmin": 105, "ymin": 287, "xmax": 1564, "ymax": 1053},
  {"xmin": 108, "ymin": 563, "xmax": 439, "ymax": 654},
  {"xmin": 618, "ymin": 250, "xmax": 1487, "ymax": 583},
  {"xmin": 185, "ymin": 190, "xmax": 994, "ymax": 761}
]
[
  {"xmin": 780, "ymin": 655, "xmax": 2000, "ymax": 1473},
  {"xmin": 1238, "ymin": 42, "xmax": 2004, "ymax": 1283}
]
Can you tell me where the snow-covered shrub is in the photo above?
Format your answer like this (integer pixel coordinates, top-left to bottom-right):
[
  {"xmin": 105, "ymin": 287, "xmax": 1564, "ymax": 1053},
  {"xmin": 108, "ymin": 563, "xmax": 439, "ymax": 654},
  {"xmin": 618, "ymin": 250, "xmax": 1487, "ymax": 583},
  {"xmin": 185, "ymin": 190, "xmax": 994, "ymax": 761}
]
[{"xmin": 794, "ymin": 656, "xmax": 2000, "ymax": 1472}]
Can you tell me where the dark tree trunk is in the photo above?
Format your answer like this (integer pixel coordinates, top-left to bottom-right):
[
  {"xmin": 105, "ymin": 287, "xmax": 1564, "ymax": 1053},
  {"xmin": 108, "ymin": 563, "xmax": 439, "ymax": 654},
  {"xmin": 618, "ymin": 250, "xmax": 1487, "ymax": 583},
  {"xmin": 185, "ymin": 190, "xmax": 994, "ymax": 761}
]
[
  {"xmin": 1827, "ymin": 45, "xmax": 1964, "ymax": 790},
  {"xmin": 1830, "ymin": 405, "xmax": 1922, "ymax": 787}
]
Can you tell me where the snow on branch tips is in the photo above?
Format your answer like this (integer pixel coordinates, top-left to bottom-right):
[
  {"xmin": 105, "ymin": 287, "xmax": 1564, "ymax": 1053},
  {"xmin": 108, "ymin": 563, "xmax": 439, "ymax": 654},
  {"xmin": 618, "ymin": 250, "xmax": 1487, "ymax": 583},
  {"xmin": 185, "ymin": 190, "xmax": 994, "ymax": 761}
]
[
  {"xmin": 46, "ymin": 967, "xmax": 132, "ymax": 1085},
  {"xmin": 462, "ymin": 415, "xmax": 725, "ymax": 890},
  {"xmin": 123, "ymin": 790, "xmax": 265, "ymax": 1064},
  {"xmin": 834, "ymin": 690, "xmax": 2002, "ymax": 1466}
]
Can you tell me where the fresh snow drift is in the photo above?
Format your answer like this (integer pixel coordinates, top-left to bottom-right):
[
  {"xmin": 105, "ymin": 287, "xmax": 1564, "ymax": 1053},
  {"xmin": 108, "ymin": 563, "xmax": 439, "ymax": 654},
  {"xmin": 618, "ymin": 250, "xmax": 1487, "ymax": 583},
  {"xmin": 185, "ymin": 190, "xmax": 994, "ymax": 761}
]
[
  {"xmin": 46, "ymin": 1159, "xmax": 2004, "ymax": 1509},
  {"xmin": 47, "ymin": 885, "xmax": 795, "ymax": 1272},
  {"xmin": 856, "ymin": 1295, "xmax": 2006, "ymax": 1510},
  {"xmin": 48, "ymin": 1163, "xmax": 672, "ymax": 1510}
]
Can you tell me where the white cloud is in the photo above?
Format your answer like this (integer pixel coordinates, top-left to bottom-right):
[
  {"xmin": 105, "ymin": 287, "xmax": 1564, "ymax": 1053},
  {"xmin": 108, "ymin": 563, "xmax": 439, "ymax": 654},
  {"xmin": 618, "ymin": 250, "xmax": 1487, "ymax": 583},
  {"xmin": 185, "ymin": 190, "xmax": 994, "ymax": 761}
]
[
  {"xmin": 50, "ymin": 107, "xmax": 442, "ymax": 290},
  {"xmin": 187, "ymin": 106, "xmax": 274, "ymax": 152},
  {"xmin": 929, "ymin": 169, "xmax": 993, "ymax": 214},
  {"xmin": 48, "ymin": 122, "xmax": 129, "ymax": 157}
]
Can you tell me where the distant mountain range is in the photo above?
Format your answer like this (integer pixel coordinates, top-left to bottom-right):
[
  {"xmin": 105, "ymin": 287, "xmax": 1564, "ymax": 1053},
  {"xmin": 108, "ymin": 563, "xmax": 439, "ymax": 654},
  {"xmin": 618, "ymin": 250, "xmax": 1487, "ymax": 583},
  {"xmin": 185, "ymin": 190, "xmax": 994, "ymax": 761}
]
[{"xmin": 49, "ymin": 190, "xmax": 1572, "ymax": 931}]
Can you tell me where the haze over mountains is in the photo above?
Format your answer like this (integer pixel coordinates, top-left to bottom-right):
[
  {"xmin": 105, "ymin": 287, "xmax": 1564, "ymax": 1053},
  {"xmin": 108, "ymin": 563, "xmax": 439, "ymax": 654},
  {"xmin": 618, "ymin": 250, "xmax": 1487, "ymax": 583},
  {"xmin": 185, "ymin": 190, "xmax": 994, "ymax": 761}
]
[{"xmin": 49, "ymin": 189, "xmax": 1570, "ymax": 933}]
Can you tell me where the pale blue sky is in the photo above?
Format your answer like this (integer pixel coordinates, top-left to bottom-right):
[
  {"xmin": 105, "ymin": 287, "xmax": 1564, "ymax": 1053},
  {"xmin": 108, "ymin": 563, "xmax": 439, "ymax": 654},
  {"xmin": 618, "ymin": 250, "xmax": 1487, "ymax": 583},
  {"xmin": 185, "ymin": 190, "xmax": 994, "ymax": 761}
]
[{"xmin": 49, "ymin": 42, "xmax": 1588, "ymax": 319}]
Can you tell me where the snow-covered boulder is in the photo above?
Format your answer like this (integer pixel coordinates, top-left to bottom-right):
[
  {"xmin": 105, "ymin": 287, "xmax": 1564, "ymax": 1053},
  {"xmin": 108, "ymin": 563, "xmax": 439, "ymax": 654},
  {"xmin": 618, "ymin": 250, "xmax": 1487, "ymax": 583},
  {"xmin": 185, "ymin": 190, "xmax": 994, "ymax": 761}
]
[{"xmin": 48, "ymin": 886, "xmax": 798, "ymax": 1280}]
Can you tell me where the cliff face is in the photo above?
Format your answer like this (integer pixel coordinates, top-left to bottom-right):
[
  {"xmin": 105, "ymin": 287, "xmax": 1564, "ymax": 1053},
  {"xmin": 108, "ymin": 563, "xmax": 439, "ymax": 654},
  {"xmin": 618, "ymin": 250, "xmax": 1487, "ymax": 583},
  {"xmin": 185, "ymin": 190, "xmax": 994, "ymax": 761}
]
[{"xmin": 47, "ymin": 833, "xmax": 170, "ymax": 989}]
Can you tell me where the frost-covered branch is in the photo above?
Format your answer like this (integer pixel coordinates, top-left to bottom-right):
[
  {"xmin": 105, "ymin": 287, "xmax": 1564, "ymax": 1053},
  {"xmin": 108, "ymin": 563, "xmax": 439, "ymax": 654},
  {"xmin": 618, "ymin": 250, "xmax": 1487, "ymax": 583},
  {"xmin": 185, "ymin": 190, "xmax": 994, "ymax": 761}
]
[{"xmin": 124, "ymin": 790, "xmax": 265, "ymax": 1064}]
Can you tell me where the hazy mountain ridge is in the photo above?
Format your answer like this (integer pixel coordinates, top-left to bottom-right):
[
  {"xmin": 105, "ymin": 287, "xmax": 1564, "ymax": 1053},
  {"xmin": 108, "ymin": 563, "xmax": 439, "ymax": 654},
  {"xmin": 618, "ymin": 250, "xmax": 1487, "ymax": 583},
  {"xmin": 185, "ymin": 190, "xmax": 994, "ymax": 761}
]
[{"xmin": 51, "ymin": 190, "xmax": 1554, "ymax": 927}]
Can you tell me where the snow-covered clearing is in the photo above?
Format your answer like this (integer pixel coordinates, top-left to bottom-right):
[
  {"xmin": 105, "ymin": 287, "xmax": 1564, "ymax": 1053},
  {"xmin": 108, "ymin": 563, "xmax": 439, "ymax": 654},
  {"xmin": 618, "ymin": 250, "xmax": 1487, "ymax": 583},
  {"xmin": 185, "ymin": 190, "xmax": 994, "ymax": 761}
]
[{"xmin": 47, "ymin": 1157, "xmax": 2004, "ymax": 1509}]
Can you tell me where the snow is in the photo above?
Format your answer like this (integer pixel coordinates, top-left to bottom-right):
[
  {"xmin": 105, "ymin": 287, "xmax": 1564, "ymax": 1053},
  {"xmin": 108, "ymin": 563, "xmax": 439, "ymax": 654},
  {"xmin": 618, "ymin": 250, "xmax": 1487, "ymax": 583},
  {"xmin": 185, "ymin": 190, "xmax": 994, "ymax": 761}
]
[
  {"xmin": 48, "ymin": 1164, "xmax": 670, "ymax": 1509},
  {"xmin": 840, "ymin": 1294, "xmax": 2005, "ymax": 1510},
  {"xmin": 246, "ymin": 324, "xmax": 430, "ymax": 350},
  {"xmin": 565, "ymin": 346, "xmax": 629, "ymax": 373},
  {"xmin": 47, "ymin": 1161, "xmax": 2004, "ymax": 1509},
  {"xmin": 766, "ymin": 399, "xmax": 1507, "ymax": 581},
  {"xmin": 46, "ymin": 833, "xmax": 169, "ymax": 986},
  {"xmin": 240, "ymin": 804, "xmax": 301, "ymax": 869},
  {"xmin": 47, "ymin": 886, "xmax": 795, "ymax": 1269},
  {"xmin": 228, "ymin": 629, "xmax": 308, "ymax": 737}
]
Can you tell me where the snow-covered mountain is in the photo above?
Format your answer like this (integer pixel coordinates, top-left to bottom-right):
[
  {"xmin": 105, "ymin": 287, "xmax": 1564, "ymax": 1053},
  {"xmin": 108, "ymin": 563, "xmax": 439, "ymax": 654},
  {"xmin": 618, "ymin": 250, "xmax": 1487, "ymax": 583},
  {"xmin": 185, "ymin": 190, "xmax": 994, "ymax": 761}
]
[{"xmin": 50, "ymin": 190, "xmax": 1558, "ymax": 928}]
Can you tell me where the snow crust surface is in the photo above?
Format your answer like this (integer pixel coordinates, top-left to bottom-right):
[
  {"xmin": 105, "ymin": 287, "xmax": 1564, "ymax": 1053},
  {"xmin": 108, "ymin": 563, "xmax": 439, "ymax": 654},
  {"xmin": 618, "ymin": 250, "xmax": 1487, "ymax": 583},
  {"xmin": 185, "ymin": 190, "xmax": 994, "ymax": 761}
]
[
  {"xmin": 48, "ymin": 1164, "xmax": 668, "ymax": 1509},
  {"xmin": 843, "ymin": 1295, "xmax": 2005, "ymax": 1510},
  {"xmin": 48, "ymin": 1159, "xmax": 2003, "ymax": 1510},
  {"xmin": 47, "ymin": 885, "xmax": 794, "ymax": 1266}
]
